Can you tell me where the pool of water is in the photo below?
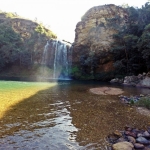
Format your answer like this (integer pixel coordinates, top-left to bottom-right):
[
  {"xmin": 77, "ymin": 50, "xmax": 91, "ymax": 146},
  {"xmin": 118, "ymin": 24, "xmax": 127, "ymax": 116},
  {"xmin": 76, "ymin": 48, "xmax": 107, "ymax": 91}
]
[{"xmin": 0, "ymin": 80, "xmax": 150, "ymax": 149}]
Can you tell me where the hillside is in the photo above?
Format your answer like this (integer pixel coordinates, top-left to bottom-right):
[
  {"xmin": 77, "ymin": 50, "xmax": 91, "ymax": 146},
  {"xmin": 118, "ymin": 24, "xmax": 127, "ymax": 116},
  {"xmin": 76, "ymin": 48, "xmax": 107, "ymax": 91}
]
[{"xmin": 0, "ymin": 12, "xmax": 57, "ymax": 79}]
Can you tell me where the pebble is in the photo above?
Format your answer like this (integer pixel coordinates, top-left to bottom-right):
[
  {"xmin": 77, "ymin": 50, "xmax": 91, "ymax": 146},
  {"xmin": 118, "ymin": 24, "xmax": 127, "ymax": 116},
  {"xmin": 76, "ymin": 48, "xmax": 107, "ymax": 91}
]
[
  {"xmin": 134, "ymin": 143, "xmax": 144, "ymax": 149},
  {"xmin": 114, "ymin": 130, "xmax": 122, "ymax": 137},
  {"xmin": 143, "ymin": 131, "xmax": 150, "ymax": 137},
  {"xmin": 117, "ymin": 137, "xmax": 126, "ymax": 142},
  {"xmin": 108, "ymin": 126, "xmax": 150, "ymax": 150},
  {"xmin": 136, "ymin": 137, "xmax": 150, "ymax": 145},
  {"xmin": 127, "ymin": 136, "xmax": 136, "ymax": 144},
  {"xmin": 119, "ymin": 94, "xmax": 150, "ymax": 104},
  {"xmin": 125, "ymin": 131, "xmax": 137, "ymax": 138}
]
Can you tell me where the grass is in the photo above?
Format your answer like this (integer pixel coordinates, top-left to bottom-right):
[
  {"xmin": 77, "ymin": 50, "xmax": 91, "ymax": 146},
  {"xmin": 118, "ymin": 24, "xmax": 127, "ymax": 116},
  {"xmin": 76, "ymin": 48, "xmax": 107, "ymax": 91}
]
[
  {"xmin": 0, "ymin": 81, "xmax": 57, "ymax": 118},
  {"xmin": 135, "ymin": 97, "xmax": 150, "ymax": 109}
]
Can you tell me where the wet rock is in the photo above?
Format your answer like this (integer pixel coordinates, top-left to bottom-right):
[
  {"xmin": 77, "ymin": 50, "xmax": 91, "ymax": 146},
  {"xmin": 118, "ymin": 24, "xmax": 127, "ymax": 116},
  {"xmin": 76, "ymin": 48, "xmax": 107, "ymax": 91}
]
[
  {"xmin": 117, "ymin": 137, "xmax": 126, "ymax": 142},
  {"xmin": 110, "ymin": 78, "xmax": 123, "ymax": 84},
  {"xmin": 108, "ymin": 127, "xmax": 150, "ymax": 149},
  {"xmin": 145, "ymin": 145, "xmax": 150, "ymax": 150},
  {"xmin": 121, "ymin": 73, "xmax": 150, "ymax": 88},
  {"xmin": 136, "ymin": 137, "xmax": 150, "ymax": 145},
  {"xmin": 143, "ymin": 131, "xmax": 150, "ymax": 138},
  {"xmin": 124, "ymin": 126, "xmax": 133, "ymax": 131},
  {"xmin": 114, "ymin": 130, "xmax": 122, "ymax": 137},
  {"xmin": 147, "ymin": 72, "xmax": 150, "ymax": 77},
  {"xmin": 124, "ymin": 131, "xmax": 137, "ymax": 138},
  {"xmin": 112, "ymin": 141, "xmax": 134, "ymax": 150},
  {"xmin": 137, "ymin": 133, "xmax": 143, "ymax": 137},
  {"xmin": 108, "ymin": 134, "xmax": 119, "ymax": 143},
  {"xmin": 147, "ymin": 128, "xmax": 150, "ymax": 134},
  {"xmin": 127, "ymin": 136, "xmax": 136, "ymax": 144},
  {"xmin": 134, "ymin": 143, "xmax": 144, "ymax": 149}
]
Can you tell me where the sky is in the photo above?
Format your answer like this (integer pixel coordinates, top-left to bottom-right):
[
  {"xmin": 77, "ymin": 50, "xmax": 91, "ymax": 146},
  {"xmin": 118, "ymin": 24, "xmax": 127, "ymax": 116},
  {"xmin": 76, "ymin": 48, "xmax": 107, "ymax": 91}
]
[{"xmin": 0, "ymin": 0, "xmax": 149, "ymax": 42}]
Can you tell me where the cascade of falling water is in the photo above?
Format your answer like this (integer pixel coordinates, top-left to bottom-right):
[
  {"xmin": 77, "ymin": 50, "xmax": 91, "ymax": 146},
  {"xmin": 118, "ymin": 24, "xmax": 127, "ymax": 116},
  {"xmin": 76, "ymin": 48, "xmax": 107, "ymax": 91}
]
[
  {"xmin": 62, "ymin": 44, "xmax": 69, "ymax": 78},
  {"xmin": 53, "ymin": 40, "xmax": 58, "ymax": 78},
  {"xmin": 42, "ymin": 39, "xmax": 72, "ymax": 79},
  {"xmin": 42, "ymin": 41, "xmax": 49, "ymax": 64}
]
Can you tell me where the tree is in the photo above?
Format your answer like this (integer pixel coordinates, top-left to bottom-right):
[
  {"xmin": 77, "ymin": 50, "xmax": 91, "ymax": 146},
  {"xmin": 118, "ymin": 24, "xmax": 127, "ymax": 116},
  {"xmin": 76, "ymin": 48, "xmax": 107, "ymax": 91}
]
[
  {"xmin": 138, "ymin": 24, "xmax": 150, "ymax": 71},
  {"xmin": 0, "ymin": 25, "xmax": 23, "ymax": 70}
]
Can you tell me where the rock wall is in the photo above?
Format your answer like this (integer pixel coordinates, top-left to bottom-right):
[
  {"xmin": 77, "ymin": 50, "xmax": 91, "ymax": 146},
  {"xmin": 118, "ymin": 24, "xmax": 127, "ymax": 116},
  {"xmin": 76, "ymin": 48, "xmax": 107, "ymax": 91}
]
[{"xmin": 72, "ymin": 4, "xmax": 127, "ymax": 80}]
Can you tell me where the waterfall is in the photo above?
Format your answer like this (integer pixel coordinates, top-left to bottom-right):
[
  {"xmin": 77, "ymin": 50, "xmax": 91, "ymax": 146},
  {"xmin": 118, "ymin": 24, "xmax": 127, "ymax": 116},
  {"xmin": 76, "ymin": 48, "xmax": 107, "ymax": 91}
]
[
  {"xmin": 42, "ymin": 41, "xmax": 49, "ymax": 65},
  {"xmin": 42, "ymin": 39, "xmax": 72, "ymax": 79}
]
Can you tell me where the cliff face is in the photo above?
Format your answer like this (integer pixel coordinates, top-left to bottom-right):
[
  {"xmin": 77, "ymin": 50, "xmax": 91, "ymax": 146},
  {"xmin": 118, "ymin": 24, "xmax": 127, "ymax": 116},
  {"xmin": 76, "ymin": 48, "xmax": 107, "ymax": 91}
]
[
  {"xmin": 0, "ymin": 12, "xmax": 57, "ymax": 65},
  {"xmin": 72, "ymin": 4, "xmax": 127, "ymax": 80}
]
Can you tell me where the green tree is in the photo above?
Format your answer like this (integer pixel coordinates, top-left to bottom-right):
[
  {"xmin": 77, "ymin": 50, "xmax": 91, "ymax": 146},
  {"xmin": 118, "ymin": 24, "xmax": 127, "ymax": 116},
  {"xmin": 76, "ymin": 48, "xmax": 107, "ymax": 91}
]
[
  {"xmin": 138, "ymin": 24, "xmax": 150, "ymax": 70},
  {"xmin": 0, "ymin": 25, "xmax": 23, "ymax": 70}
]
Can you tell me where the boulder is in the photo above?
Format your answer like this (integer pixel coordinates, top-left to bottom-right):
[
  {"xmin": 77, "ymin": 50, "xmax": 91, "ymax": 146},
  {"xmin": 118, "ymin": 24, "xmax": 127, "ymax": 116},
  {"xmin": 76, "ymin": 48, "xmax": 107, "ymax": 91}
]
[{"xmin": 112, "ymin": 141, "xmax": 134, "ymax": 150}]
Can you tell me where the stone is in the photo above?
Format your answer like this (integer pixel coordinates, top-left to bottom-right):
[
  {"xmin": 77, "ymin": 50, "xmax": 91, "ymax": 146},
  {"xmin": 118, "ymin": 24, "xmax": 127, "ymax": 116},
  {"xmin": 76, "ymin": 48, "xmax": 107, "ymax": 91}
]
[
  {"xmin": 122, "ymin": 74, "xmax": 150, "ymax": 88},
  {"xmin": 137, "ymin": 133, "xmax": 143, "ymax": 137},
  {"xmin": 145, "ymin": 145, "xmax": 150, "ymax": 150},
  {"xmin": 114, "ymin": 130, "xmax": 122, "ymax": 137},
  {"xmin": 124, "ymin": 126, "xmax": 132, "ymax": 131},
  {"xmin": 138, "ymin": 77, "xmax": 150, "ymax": 88},
  {"xmin": 147, "ymin": 128, "xmax": 150, "ymax": 134},
  {"xmin": 143, "ymin": 131, "xmax": 150, "ymax": 138},
  {"xmin": 138, "ymin": 74, "xmax": 143, "ymax": 79},
  {"xmin": 108, "ymin": 134, "xmax": 119, "ymax": 143},
  {"xmin": 136, "ymin": 137, "xmax": 150, "ymax": 145},
  {"xmin": 147, "ymin": 72, "xmax": 150, "ymax": 77},
  {"xmin": 124, "ymin": 131, "xmax": 137, "ymax": 138},
  {"xmin": 127, "ymin": 136, "xmax": 136, "ymax": 144},
  {"xmin": 117, "ymin": 137, "xmax": 126, "ymax": 142},
  {"xmin": 134, "ymin": 143, "xmax": 145, "ymax": 149},
  {"xmin": 112, "ymin": 141, "xmax": 134, "ymax": 150}
]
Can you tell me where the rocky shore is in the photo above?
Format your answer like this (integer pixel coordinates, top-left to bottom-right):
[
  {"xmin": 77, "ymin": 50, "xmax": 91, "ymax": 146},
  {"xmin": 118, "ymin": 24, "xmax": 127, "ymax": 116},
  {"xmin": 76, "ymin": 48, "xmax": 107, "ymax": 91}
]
[
  {"xmin": 119, "ymin": 94, "xmax": 150, "ymax": 104},
  {"xmin": 110, "ymin": 72, "xmax": 150, "ymax": 88},
  {"xmin": 108, "ymin": 126, "xmax": 150, "ymax": 150}
]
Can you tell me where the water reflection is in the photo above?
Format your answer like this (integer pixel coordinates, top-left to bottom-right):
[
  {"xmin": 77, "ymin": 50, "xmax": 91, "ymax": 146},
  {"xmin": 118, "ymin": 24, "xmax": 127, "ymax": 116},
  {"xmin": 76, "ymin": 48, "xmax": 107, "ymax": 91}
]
[{"xmin": 0, "ymin": 81, "xmax": 150, "ymax": 149}]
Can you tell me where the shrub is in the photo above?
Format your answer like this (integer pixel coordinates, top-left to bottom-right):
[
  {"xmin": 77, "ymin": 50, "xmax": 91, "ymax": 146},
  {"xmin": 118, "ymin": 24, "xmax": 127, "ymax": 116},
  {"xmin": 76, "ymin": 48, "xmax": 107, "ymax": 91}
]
[{"xmin": 135, "ymin": 97, "xmax": 150, "ymax": 109}]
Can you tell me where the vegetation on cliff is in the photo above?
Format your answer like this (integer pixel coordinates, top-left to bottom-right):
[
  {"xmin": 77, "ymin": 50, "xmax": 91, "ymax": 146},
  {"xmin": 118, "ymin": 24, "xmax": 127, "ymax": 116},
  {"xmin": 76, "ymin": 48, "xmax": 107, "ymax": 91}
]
[
  {"xmin": 72, "ymin": 2, "xmax": 150, "ymax": 80},
  {"xmin": 0, "ymin": 11, "xmax": 57, "ymax": 76},
  {"xmin": 111, "ymin": 2, "xmax": 150, "ymax": 77}
]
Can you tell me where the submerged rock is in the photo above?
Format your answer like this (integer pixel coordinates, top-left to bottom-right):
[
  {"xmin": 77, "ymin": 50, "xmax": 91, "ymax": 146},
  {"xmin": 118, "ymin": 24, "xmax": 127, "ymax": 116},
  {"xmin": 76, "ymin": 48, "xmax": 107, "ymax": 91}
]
[{"xmin": 89, "ymin": 87, "xmax": 124, "ymax": 95}]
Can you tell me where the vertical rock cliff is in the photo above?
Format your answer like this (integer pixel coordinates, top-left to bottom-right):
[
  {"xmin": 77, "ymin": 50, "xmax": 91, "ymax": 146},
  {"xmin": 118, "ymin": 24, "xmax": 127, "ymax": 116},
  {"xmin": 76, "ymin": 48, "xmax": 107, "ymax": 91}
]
[{"xmin": 72, "ymin": 4, "xmax": 127, "ymax": 80}]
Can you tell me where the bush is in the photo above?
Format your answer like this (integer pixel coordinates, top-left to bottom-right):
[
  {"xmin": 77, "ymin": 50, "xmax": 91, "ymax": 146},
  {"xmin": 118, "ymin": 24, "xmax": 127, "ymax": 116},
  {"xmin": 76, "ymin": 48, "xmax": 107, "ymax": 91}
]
[
  {"xmin": 35, "ymin": 24, "xmax": 57, "ymax": 38},
  {"xmin": 135, "ymin": 97, "xmax": 150, "ymax": 109},
  {"xmin": 70, "ymin": 66, "xmax": 81, "ymax": 78}
]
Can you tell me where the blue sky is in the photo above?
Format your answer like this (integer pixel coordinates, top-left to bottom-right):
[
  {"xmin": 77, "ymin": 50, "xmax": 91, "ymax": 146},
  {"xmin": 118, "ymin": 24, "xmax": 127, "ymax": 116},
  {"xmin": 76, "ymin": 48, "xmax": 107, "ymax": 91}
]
[{"xmin": 0, "ymin": 0, "xmax": 149, "ymax": 42}]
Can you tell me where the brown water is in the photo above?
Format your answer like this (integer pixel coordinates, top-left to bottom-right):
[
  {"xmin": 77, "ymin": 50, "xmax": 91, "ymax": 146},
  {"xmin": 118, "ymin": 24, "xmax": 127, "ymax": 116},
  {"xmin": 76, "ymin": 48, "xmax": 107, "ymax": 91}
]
[{"xmin": 0, "ymin": 81, "xmax": 150, "ymax": 150}]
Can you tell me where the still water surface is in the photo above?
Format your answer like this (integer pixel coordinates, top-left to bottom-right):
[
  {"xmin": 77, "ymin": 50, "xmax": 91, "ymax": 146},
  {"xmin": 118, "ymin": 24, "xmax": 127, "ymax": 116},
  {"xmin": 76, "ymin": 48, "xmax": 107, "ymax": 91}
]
[{"xmin": 0, "ymin": 81, "xmax": 150, "ymax": 150}]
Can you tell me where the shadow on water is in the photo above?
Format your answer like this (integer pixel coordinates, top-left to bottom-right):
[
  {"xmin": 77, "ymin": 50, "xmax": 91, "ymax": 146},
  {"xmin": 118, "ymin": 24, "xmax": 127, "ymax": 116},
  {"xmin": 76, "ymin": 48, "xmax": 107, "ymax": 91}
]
[{"xmin": 0, "ymin": 80, "xmax": 150, "ymax": 149}]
